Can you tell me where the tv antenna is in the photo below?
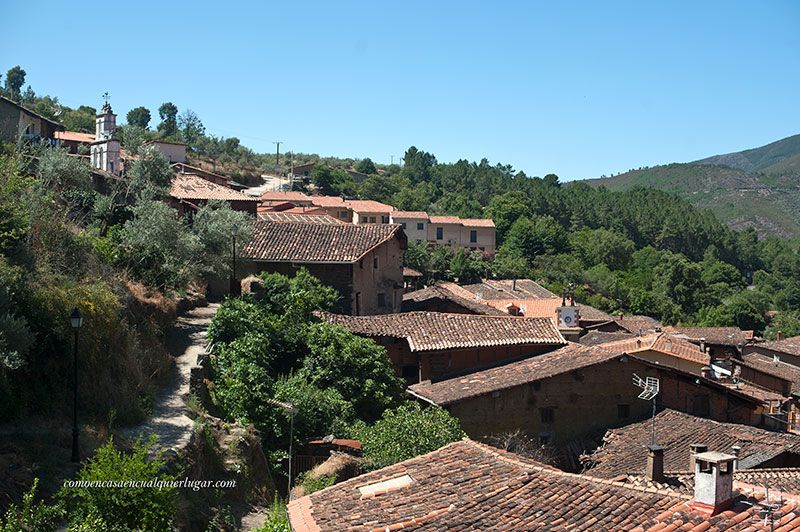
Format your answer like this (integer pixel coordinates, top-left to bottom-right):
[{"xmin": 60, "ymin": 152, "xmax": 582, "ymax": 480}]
[
  {"xmin": 633, "ymin": 373, "xmax": 660, "ymax": 445},
  {"xmin": 740, "ymin": 484, "xmax": 782, "ymax": 532}
]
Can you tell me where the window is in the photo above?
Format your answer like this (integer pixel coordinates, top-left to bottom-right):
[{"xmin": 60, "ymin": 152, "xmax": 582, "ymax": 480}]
[
  {"xmin": 373, "ymin": 256, "xmax": 378, "ymax": 269},
  {"xmin": 540, "ymin": 407, "xmax": 554, "ymax": 424},
  {"xmin": 692, "ymin": 395, "xmax": 710, "ymax": 417},
  {"xmin": 436, "ymin": 227, "xmax": 443, "ymax": 240},
  {"xmin": 470, "ymin": 230, "xmax": 477, "ymax": 243},
  {"xmin": 381, "ymin": 215, "xmax": 389, "ymax": 223},
  {"xmin": 400, "ymin": 222, "xmax": 407, "ymax": 229},
  {"xmin": 361, "ymin": 216, "xmax": 368, "ymax": 223},
  {"xmin": 417, "ymin": 222, "xmax": 424, "ymax": 230},
  {"xmin": 369, "ymin": 216, "xmax": 377, "ymax": 223},
  {"xmin": 377, "ymin": 292, "xmax": 386, "ymax": 307},
  {"xmin": 340, "ymin": 211, "xmax": 349, "ymax": 219},
  {"xmin": 109, "ymin": 161, "xmax": 114, "ymax": 173},
  {"xmin": 355, "ymin": 292, "xmax": 361, "ymax": 315},
  {"xmin": 617, "ymin": 404, "xmax": 630, "ymax": 419}
]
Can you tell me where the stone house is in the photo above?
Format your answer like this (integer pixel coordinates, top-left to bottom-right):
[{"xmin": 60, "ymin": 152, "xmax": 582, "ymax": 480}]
[
  {"xmin": 409, "ymin": 343, "xmax": 784, "ymax": 444},
  {"xmin": 318, "ymin": 311, "xmax": 566, "ymax": 382},
  {"xmin": 744, "ymin": 334, "xmax": 800, "ymax": 367},
  {"xmin": 239, "ymin": 217, "xmax": 406, "ymax": 315},
  {"xmin": 665, "ymin": 326, "xmax": 755, "ymax": 360},
  {"xmin": 168, "ymin": 173, "xmax": 259, "ymax": 216},
  {"xmin": 143, "ymin": 139, "xmax": 186, "ymax": 163},
  {"xmin": 0, "ymin": 95, "xmax": 63, "ymax": 144}
]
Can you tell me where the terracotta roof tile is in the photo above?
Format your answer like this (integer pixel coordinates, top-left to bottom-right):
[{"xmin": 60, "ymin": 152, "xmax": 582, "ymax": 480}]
[
  {"xmin": 483, "ymin": 297, "xmax": 613, "ymax": 322},
  {"xmin": 583, "ymin": 409, "xmax": 800, "ymax": 477},
  {"xmin": 169, "ymin": 173, "xmax": 258, "ymax": 202},
  {"xmin": 408, "ymin": 343, "xmax": 622, "ymax": 405},
  {"xmin": 461, "ymin": 279, "xmax": 558, "ymax": 300},
  {"xmin": 287, "ymin": 439, "xmax": 796, "ymax": 531},
  {"xmin": 756, "ymin": 335, "xmax": 800, "ymax": 358},
  {"xmin": 402, "ymin": 284, "xmax": 509, "ymax": 316},
  {"xmin": 428, "ymin": 215, "xmax": 462, "ymax": 224},
  {"xmin": 241, "ymin": 220, "xmax": 401, "ymax": 263},
  {"xmin": 309, "ymin": 196, "xmax": 348, "ymax": 207},
  {"xmin": 609, "ymin": 315, "xmax": 663, "ymax": 334},
  {"xmin": 741, "ymin": 352, "xmax": 800, "ymax": 393},
  {"xmin": 579, "ymin": 330, "xmax": 636, "ymax": 346},
  {"xmin": 391, "ymin": 211, "xmax": 429, "ymax": 219},
  {"xmin": 460, "ymin": 218, "xmax": 495, "ymax": 227},
  {"xmin": 600, "ymin": 332, "xmax": 710, "ymax": 367},
  {"xmin": 259, "ymin": 190, "xmax": 312, "ymax": 202},
  {"xmin": 257, "ymin": 211, "xmax": 343, "ymax": 224},
  {"xmin": 317, "ymin": 311, "xmax": 565, "ymax": 352},
  {"xmin": 345, "ymin": 199, "xmax": 394, "ymax": 213},
  {"xmin": 54, "ymin": 130, "xmax": 95, "ymax": 143},
  {"xmin": 665, "ymin": 326, "xmax": 754, "ymax": 347}
]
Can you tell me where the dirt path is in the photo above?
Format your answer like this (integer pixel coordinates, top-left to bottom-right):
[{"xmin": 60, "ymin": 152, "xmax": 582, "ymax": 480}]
[{"xmin": 117, "ymin": 303, "xmax": 218, "ymax": 453}]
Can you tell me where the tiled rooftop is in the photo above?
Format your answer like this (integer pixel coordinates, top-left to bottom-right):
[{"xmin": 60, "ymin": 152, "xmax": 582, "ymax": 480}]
[
  {"xmin": 402, "ymin": 284, "xmax": 508, "ymax": 316},
  {"xmin": 409, "ymin": 343, "xmax": 624, "ymax": 405},
  {"xmin": 583, "ymin": 409, "xmax": 800, "ymax": 478},
  {"xmin": 755, "ymin": 335, "xmax": 800, "ymax": 357},
  {"xmin": 346, "ymin": 199, "xmax": 394, "ymax": 213},
  {"xmin": 665, "ymin": 326, "xmax": 754, "ymax": 347},
  {"xmin": 483, "ymin": 297, "xmax": 613, "ymax": 322},
  {"xmin": 600, "ymin": 332, "xmax": 710, "ymax": 366},
  {"xmin": 579, "ymin": 330, "xmax": 635, "ymax": 346},
  {"xmin": 288, "ymin": 439, "xmax": 800, "ymax": 531},
  {"xmin": 258, "ymin": 190, "xmax": 313, "ymax": 202},
  {"xmin": 54, "ymin": 130, "xmax": 95, "ymax": 143},
  {"xmin": 241, "ymin": 220, "xmax": 401, "ymax": 263},
  {"xmin": 460, "ymin": 278, "xmax": 558, "ymax": 300},
  {"xmin": 391, "ymin": 211, "xmax": 429, "ymax": 219},
  {"xmin": 741, "ymin": 352, "xmax": 800, "ymax": 393},
  {"xmin": 605, "ymin": 314, "xmax": 663, "ymax": 334},
  {"xmin": 257, "ymin": 211, "xmax": 344, "ymax": 224},
  {"xmin": 169, "ymin": 173, "xmax": 259, "ymax": 202},
  {"xmin": 318, "ymin": 311, "xmax": 565, "ymax": 352}
]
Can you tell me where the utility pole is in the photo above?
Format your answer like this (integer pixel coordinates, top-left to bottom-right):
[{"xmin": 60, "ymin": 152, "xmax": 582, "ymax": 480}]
[
  {"xmin": 273, "ymin": 141, "xmax": 283, "ymax": 168},
  {"xmin": 390, "ymin": 155, "xmax": 394, "ymax": 165}
]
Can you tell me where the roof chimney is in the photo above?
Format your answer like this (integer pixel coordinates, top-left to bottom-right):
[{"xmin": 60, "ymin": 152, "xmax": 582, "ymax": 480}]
[
  {"xmin": 700, "ymin": 366, "xmax": 714, "ymax": 380},
  {"xmin": 689, "ymin": 443, "xmax": 708, "ymax": 471},
  {"xmin": 777, "ymin": 332, "xmax": 784, "ymax": 341},
  {"xmin": 699, "ymin": 337, "xmax": 706, "ymax": 354},
  {"xmin": 512, "ymin": 278, "xmax": 517, "ymax": 291},
  {"xmin": 731, "ymin": 445, "xmax": 742, "ymax": 472},
  {"xmin": 646, "ymin": 445, "xmax": 665, "ymax": 483},
  {"xmin": 691, "ymin": 451, "xmax": 736, "ymax": 515}
]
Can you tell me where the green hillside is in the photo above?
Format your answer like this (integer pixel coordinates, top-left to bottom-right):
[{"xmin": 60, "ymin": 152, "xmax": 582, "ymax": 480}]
[
  {"xmin": 696, "ymin": 134, "xmax": 800, "ymax": 174},
  {"xmin": 586, "ymin": 136, "xmax": 800, "ymax": 238}
]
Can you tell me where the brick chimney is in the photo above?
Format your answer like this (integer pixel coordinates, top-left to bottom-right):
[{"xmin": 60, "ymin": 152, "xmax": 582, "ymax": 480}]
[
  {"xmin": 646, "ymin": 445, "xmax": 665, "ymax": 483},
  {"xmin": 689, "ymin": 443, "xmax": 708, "ymax": 471},
  {"xmin": 777, "ymin": 332, "xmax": 784, "ymax": 341},
  {"xmin": 691, "ymin": 451, "xmax": 736, "ymax": 515}
]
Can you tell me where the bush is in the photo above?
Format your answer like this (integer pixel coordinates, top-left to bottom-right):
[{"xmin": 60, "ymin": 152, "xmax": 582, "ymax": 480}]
[
  {"xmin": 61, "ymin": 437, "xmax": 176, "ymax": 531},
  {"xmin": 0, "ymin": 478, "xmax": 65, "ymax": 532},
  {"xmin": 253, "ymin": 496, "xmax": 289, "ymax": 532},
  {"xmin": 354, "ymin": 402, "xmax": 465, "ymax": 468}
]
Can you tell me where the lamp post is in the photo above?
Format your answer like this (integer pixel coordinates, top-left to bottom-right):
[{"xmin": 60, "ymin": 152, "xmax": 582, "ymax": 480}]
[
  {"xmin": 230, "ymin": 224, "xmax": 240, "ymax": 296},
  {"xmin": 69, "ymin": 308, "xmax": 83, "ymax": 462}
]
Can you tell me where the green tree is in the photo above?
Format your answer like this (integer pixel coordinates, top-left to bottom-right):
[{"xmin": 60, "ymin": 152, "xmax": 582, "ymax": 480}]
[
  {"xmin": 450, "ymin": 248, "xmax": 487, "ymax": 284},
  {"xmin": 764, "ymin": 311, "xmax": 800, "ymax": 340},
  {"xmin": 178, "ymin": 109, "xmax": 205, "ymax": 148},
  {"xmin": 0, "ymin": 478, "xmax": 64, "ymax": 532},
  {"xmin": 117, "ymin": 200, "xmax": 203, "ymax": 290},
  {"xmin": 192, "ymin": 200, "xmax": 253, "ymax": 278},
  {"xmin": 302, "ymin": 323, "xmax": 403, "ymax": 422},
  {"xmin": 570, "ymin": 229, "xmax": 636, "ymax": 270},
  {"xmin": 4, "ymin": 66, "xmax": 25, "ymax": 101},
  {"xmin": 126, "ymin": 106, "xmax": 151, "ymax": 129},
  {"xmin": 273, "ymin": 373, "xmax": 355, "ymax": 444},
  {"xmin": 485, "ymin": 191, "xmax": 531, "ymax": 244},
  {"xmin": 501, "ymin": 215, "xmax": 569, "ymax": 261},
  {"xmin": 125, "ymin": 144, "xmax": 172, "ymax": 197},
  {"xmin": 36, "ymin": 147, "xmax": 91, "ymax": 192},
  {"xmin": 157, "ymin": 102, "xmax": 178, "ymax": 138},
  {"xmin": 310, "ymin": 165, "xmax": 336, "ymax": 195},
  {"xmin": 354, "ymin": 402, "xmax": 465, "ymax": 468},
  {"xmin": 62, "ymin": 105, "xmax": 96, "ymax": 132},
  {"xmin": 355, "ymin": 157, "xmax": 377, "ymax": 175},
  {"xmin": 62, "ymin": 437, "xmax": 176, "ymax": 531}
]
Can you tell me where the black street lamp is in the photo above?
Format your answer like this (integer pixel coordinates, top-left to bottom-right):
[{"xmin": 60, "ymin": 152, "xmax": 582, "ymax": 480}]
[
  {"xmin": 69, "ymin": 308, "xmax": 83, "ymax": 463},
  {"xmin": 230, "ymin": 224, "xmax": 240, "ymax": 296}
]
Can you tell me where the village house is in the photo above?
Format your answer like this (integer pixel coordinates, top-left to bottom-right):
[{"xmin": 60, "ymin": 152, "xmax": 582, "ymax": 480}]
[
  {"xmin": 390, "ymin": 211, "xmax": 497, "ymax": 255},
  {"xmin": 239, "ymin": 216, "xmax": 405, "ymax": 315},
  {"xmin": 408, "ymin": 343, "xmax": 787, "ymax": 445},
  {"xmin": 287, "ymin": 438, "xmax": 800, "ymax": 531},
  {"xmin": 585, "ymin": 313, "xmax": 663, "ymax": 335},
  {"xmin": 0, "ymin": 95, "xmax": 63, "ymax": 144},
  {"xmin": 143, "ymin": 139, "xmax": 186, "ymax": 163},
  {"xmin": 54, "ymin": 130, "xmax": 95, "ymax": 153},
  {"xmin": 730, "ymin": 352, "xmax": 800, "ymax": 398},
  {"xmin": 583, "ymin": 409, "xmax": 800, "ymax": 479},
  {"xmin": 665, "ymin": 326, "xmax": 755, "ymax": 360},
  {"xmin": 168, "ymin": 173, "xmax": 259, "ymax": 216},
  {"xmin": 744, "ymin": 334, "xmax": 800, "ymax": 367},
  {"xmin": 318, "ymin": 311, "xmax": 566, "ymax": 382},
  {"xmin": 348, "ymin": 199, "xmax": 394, "ymax": 224}
]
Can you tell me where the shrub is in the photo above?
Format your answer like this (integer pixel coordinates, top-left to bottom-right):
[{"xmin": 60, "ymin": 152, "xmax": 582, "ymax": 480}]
[
  {"xmin": 354, "ymin": 402, "xmax": 465, "ymax": 468},
  {"xmin": 0, "ymin": 478, "xmax": 65, "ymax": 532},
  {"xmin": 253, "ymin": 496, "xmax": 290, "ymax": 532},
  {"xmin": 61, "ymin": 437, "xmax": 176, "ymax": 531}
]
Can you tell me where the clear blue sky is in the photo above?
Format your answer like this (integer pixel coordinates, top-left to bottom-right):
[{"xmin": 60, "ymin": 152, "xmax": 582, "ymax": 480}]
[{"xmin": 2, "ymin": 1, "xmax": 798, "ymax": 180}]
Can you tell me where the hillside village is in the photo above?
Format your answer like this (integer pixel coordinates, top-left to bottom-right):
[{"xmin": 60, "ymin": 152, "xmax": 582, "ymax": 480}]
[{"xmin": 3, "ymin": 74, "xmax": 800, "ymax": 530}]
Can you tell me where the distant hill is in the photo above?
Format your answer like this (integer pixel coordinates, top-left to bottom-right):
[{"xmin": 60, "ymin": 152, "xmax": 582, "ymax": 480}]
[{"xmin": 586, "ymin": 134, "xmax": 800, "ymax": 238}]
